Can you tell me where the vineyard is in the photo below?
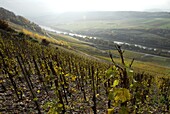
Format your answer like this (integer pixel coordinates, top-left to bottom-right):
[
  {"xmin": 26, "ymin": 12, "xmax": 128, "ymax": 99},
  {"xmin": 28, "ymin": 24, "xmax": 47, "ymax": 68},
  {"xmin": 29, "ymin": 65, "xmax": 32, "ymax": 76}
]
[{"xmin": 0, "ymin": 29, "xmax": 170, "ymax": 114}]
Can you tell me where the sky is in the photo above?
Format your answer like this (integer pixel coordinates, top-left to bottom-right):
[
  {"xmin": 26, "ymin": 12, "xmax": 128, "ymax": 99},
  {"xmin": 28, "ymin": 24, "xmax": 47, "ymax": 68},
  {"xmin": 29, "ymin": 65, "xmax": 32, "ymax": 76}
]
[{"xmin": 0, "ymin": 0, "xmax": 170, "ymax": 17}]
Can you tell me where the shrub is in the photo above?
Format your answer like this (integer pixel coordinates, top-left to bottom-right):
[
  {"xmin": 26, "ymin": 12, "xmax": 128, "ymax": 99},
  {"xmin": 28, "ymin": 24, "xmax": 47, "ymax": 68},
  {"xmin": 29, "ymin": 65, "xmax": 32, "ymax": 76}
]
[
  {"xmin": 0, "ymin": 19, "xmax": 14, "ymax": 32},
  {"xmin": 41, "ymin": 39, "xmax": 50, "ymax": 46},
  {"xmin": 0, "ymin": 19, "xmax": 9, "ymax": 30}
]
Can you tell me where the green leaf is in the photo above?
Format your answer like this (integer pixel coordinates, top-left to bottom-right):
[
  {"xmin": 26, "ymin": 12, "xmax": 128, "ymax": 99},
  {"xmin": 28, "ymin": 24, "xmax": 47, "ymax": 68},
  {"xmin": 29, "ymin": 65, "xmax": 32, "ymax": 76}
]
[
  {"xmin": 119, "ymin": 106, "xmax": 129, "ymax": 114},
  {"xmin": 108, "ymin": 91, "xmax": 114, "ymax": 100},
  {"xmin": 106, "ymin": 68, "xmax": 114, "ymax": 77},
  {"xmin": 112, "ymin": 80, "xmax": 119, "ymax": 87},
  {"xmin": 17, "ymin": 91, "xmax": 21, "ymax": 95},
  {"xmin": 106, "ymin": 66, "xmax": 118, "ymax": 78},
  {"xmin": 108, "ymin": 108, "xmax": 114, "ymax": 114},
  {"xmin": 57, "ymin": 103, "xmax": 63, "ymax": 108},
  {"xmin": 130, "ymin": 84, "xmax": 133, "ymax": 88},
  {"xmin": 33, "ymin": 97, "xmax": 38, "ymax": 101}
]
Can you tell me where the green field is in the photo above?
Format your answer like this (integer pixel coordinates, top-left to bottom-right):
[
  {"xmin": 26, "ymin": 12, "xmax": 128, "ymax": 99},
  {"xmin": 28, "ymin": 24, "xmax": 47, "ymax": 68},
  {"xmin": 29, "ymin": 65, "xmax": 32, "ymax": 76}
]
[{"xmin": 51, "ymin": 18, "xmax": 170, "ymax": 31}]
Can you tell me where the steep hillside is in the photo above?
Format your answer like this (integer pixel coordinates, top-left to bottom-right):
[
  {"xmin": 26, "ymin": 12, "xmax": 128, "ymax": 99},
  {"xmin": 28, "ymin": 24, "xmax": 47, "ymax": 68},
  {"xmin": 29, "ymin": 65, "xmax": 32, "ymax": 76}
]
[
  {"xmin": 0, "ymin": 27, "xmax": 170, "ymax": 113},
  {"xmin": 0, "ymin": 7, "xmax": 45, "ymax": 35}
]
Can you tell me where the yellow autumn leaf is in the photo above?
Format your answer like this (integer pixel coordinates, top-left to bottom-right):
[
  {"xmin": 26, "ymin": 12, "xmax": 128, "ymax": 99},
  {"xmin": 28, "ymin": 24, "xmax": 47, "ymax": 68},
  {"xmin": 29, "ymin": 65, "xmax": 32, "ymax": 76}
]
[
  {"xmin": 0, "ymin": 80, "xmax": 3, "ymax": 83},
  {"xmin": 96, "ymin": 94, "xmax": 100, "ymax": 98},
  {"xmin": 114, "ymin": 88, "xmax": 131, "ymax": 103},
  {"xmin": 71, "ymin": 76, "xmax": 76, "ymax": 81},
  {"xmin": 37, "ymin": 90, "xmax": 41, "ymax": 93},
  {"xmin": 108, "ymin": 108, "xmax": 114, "ymax": 114},
  {"xmin": 65, "ymin": 73, "xmax": 70, "ymax": 77}
]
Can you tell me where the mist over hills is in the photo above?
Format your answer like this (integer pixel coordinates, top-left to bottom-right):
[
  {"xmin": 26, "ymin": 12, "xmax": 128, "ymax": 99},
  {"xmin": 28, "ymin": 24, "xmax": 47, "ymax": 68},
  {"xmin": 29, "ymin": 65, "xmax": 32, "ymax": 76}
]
[
  {"xmin": 1, "ymin": 6, "xmax": 170, "ymax": 26},
  {"xmin": 32, "ymin": 11, "xmax": 170, "ymax": 25}
]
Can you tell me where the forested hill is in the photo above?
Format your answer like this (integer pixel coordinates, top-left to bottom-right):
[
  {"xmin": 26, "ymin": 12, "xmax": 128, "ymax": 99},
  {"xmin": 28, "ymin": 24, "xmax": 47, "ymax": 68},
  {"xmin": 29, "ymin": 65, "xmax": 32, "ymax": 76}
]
[{"xmin": 0, "ymin": 7, "xmax": 45, "ymax": 35}]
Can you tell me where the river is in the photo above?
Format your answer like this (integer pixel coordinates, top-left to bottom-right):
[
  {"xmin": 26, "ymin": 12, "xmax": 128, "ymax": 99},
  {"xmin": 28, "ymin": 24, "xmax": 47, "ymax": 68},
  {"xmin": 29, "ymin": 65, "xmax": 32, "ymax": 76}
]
[{"xmin": 40, "ymin": 25, "xmax": 170, "ymax": 55}]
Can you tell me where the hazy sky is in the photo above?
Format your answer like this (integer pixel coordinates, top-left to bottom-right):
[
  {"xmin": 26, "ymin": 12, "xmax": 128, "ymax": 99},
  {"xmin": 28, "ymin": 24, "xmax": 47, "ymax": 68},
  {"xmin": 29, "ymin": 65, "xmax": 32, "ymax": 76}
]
[{"xmin": 0, "ymin": 0, "xmax": 170, "ymax": 17}]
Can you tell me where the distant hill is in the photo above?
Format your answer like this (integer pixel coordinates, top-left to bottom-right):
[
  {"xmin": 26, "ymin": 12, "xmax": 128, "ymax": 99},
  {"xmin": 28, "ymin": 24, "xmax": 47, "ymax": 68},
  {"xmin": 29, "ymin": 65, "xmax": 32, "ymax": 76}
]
[
  {"xmin": 33, "ymin": 11, "xmax": 170, "ymax": 25},
  {"xmin": 0, "ymin": 7, "xmax": 45, "ymax": 35}
]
